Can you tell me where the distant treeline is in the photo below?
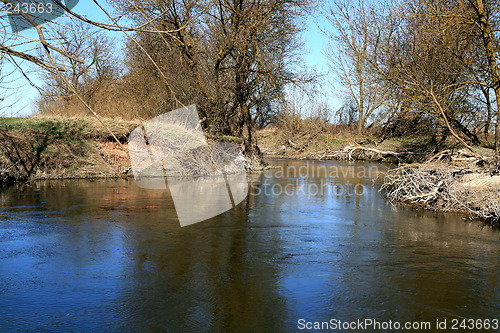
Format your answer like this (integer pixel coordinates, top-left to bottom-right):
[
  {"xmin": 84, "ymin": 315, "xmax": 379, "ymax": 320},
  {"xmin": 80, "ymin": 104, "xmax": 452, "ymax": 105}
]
[{"xmin": 1, "ymin": 0, "xmax": 499, "ymax": 154}]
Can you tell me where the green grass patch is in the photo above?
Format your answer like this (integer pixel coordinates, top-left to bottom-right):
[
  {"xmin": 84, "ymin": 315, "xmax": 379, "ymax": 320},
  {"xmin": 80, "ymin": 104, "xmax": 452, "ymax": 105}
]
[
  {"xmin": 0, "ymin": 116, "xmax": 139, "ymax": 142},
  {"xmin": 396, "ymin": 136, "xmax": 431, "ymax": 146},
  {"xmin": 210, "ymin": 134, "xmax": 244, "ymax": 143}
]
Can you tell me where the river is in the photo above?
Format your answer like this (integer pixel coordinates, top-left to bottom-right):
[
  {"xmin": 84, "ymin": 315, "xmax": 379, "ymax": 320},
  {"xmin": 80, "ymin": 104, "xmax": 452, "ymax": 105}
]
[{"xmin": 0, "ymin": 159, "xmax": 498, "ymax": 332}]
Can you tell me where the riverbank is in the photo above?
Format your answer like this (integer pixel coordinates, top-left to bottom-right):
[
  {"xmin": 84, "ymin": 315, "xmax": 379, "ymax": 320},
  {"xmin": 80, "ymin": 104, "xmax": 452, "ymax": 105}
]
[
  {"xmin": 1, "ymin": 116, "xmax": 499, "ymax": 224},
  {"xmin": 382, "ymin": 158, "xmax": 500, "ymax": 223},
  {"xmin": 0, "ymin": 116, "xmax": 257, "ymax": 183},
  {"xmin": 256, "ymin": 126, "xmax": 496, "ymax": 163},
  {"xmin": 0, "ymin": 116, "xmax": 455, "ymax": 183}
]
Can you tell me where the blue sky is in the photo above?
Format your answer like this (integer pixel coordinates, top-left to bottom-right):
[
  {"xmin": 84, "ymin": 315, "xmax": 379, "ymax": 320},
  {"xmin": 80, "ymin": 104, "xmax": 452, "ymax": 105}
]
[
  {"xmin": 1, "ymin": 2, "xmax": 342, "ymax": 118},
  {"xmin": 302, "ymin": 11, "xmax": 343, "ymax": 114},
  {"xmin": 304, "ymin": 14, "xmax": 330, "ymax": 73}
]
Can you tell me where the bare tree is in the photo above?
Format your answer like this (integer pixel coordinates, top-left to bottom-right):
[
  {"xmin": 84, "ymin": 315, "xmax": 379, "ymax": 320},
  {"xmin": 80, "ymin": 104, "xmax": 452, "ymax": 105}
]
[
  {"xmin": 327, "ymin": 0, "xmax": 391, "ymax": 135},
  {"xmin": 112, "ymin": 0, "xmax": 311, "ymax": 159},
  {"xmin": 37, "ymin": 20, "xmax": 121, "ymax": 116},
  {"xmin": 0, "ymin": 0, "xmax": 190, "ymax": 147},
  {"xmin": 325, "ymin": 0, "xmax": 500, "ymax": 152}
]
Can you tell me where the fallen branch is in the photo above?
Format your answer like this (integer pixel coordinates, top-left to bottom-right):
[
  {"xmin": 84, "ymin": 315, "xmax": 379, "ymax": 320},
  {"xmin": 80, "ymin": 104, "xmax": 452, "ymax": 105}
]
[
  {"xmin": 426, "ymin": 149, "xmax": 451, "ymax": 163},
  {"xmin": 351, "ymin": 147, "xmax": 402, "ymax": 157},
  {"xmin": 342, "ymin": 145, "xmax": 402, "ymax": 161}
]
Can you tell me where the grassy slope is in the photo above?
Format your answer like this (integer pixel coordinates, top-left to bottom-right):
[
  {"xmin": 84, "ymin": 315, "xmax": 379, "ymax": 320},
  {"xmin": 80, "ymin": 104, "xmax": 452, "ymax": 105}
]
[
  {"xmin": 0, "ymin": 117, "xmax": 139, "ymax": 182},
  {"xmin": 0, "ymin": 116, "xmax": 139, "ymax": 141}
]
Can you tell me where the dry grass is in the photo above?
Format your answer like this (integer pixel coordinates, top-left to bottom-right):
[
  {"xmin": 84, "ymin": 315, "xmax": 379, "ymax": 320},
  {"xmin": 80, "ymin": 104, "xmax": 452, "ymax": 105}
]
[
  {"xmin": 256, "ymin": 122, "xmax": 432, "ymax": 163},
  {"xmin": 29, "ymin": 115, "xmax": 141, "ymax": 141}
]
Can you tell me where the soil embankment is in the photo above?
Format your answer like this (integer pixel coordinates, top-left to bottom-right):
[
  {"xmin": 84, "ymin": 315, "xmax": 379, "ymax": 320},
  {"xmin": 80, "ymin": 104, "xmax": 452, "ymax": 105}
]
[
  {"xmin": 256, "ymin": 126, "xmax": 431, "ymax": 163},
  {"xmin": 0, "ymin": 117, "xmax": 138, "ymax": 183},
  {"xmin": 0, "ymin": 116, "xmax": 250, "ymax": 183}
]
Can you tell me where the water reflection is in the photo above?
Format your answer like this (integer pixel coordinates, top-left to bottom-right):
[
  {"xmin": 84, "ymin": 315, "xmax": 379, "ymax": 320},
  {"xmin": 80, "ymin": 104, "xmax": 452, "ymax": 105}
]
[{"xmin": 0, "ymin": 160, "xmax": 498, "ymax": 332}]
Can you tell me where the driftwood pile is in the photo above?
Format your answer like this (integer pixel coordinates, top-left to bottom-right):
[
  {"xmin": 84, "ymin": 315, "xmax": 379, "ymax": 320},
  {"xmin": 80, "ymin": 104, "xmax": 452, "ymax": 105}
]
[{"xmin": 382, "ymin": 157, "xmax": 500, "ymax": 223}]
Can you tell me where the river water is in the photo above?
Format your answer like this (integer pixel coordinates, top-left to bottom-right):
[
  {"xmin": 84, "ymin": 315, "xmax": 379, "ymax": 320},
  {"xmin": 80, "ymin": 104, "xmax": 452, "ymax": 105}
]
[{"xmin": 0, "ymin": 159, "xmax": 498, "ymax": 332}]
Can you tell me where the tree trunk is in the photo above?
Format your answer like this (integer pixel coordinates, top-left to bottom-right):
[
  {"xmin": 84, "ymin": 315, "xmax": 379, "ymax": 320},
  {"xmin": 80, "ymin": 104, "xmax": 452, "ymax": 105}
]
[
  {"xmin": 430, "ymin": 89, "xmax": 474, "ymax": 151},
  {"xmin": 357, "ymin": 118, "xmax": 363, "ymax": 135},
  {"xmin": 474, "ymin": 0, "xmax": 500, "ymax": 152},
  {"xmin": 494, "ymin": 89, "xmax": 500, "ymax": 152},
  {"xmin": 241, "ymin": 103, "xmax": 263, "ymax": 167},
  {"xmin": 482, "ymin": 87, "xmax": 493, "ymax": 144}
]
